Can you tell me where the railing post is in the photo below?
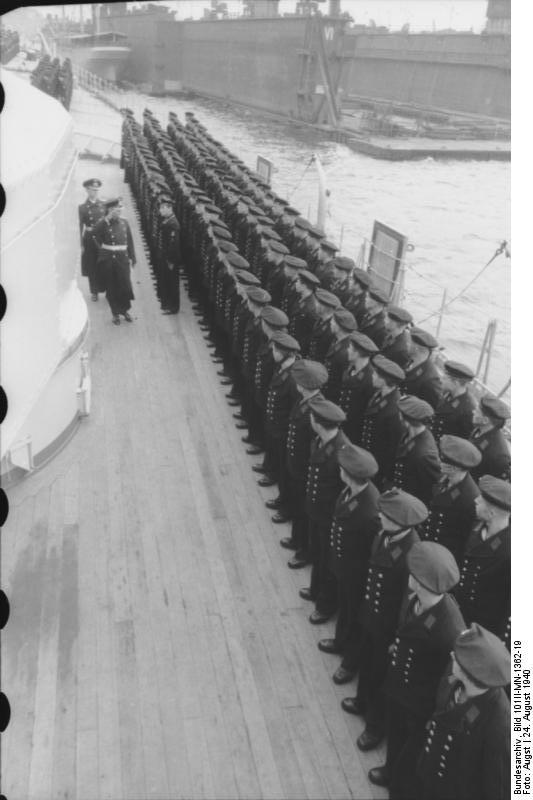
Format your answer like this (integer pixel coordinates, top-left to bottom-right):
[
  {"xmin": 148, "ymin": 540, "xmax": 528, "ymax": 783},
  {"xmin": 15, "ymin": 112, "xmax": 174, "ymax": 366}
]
[
  {"xmin": 476, "ymin": 318, "xmax": 498, "ymax": 385},
  {"xmin": 339, "ymin": 224, "xmax": 344, "ymax": 253},
  {"xmin": 435, "ymin": 288, "xmax": 447, "ymax": 339}
]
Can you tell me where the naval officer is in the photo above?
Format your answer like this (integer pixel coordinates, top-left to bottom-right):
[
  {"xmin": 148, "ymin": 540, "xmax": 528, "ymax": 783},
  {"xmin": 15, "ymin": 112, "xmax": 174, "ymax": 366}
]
[
  {"xmin": 93, "ymin": 198, "xmax": 136, "ymax": 325},
  {"xmin": 79, "ymin": 178, "xmax": 106, "ymax": 301}
]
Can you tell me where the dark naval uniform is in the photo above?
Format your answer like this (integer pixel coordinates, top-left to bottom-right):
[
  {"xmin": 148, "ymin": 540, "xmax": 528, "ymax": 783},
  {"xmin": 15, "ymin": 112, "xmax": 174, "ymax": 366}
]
[
  {"xmin": 469, "ymin": 427, "xmax": 511, "ymax": 481},
  {"xmin": 93, "ymin": 215, "xmax": 136, "ymax": 316},
  {"xmin": 289, "ymin": 295, "xmax": 318, "ymax": 357},
  {"xmin": 380, "ymin": 330, "xmax": 411, "ymax": 370},
  {"xmin": 383, "ymin": 593, "xmax": 466, "ymax": 798},
  {"xmin": 263, "ymin": 360, "xmax": 299, "ymax": 492},
  {"xmin": 431, "ymin": 391, "xmax": 476, "ymax": 443},
  {"xmin": 420, "ymin": 474, "xmax": 479, "ymax": 564},
  {"xmin": 354, "ymin": 528, "xmax": 420, "ymax": 737},
  {"xmin": 360, "ymin": 388, "xmax": 404, "ymax": 489},
  {"xmin": 416, "ymin": 676, "xmax": 511, "ymax": 800},
  {"xmin": 79, "ymin": 198, "xmax": 106, "ymax": 295},
  {"xmin": 389, "ymin": 429, "xmax": 442, "ymax": 506},
  {"xmin": 159, "ymin": 213, "xmax": 182, "ymax": 312},
  {"xmin": 323, "ymin": 338, "xmax": 351, "ymax": 404},
  {"xmin": 338, "ymin": 362, "xmax": 375, "ymax": 445},
  {"xmin": 358, "ymin": 308, "xmax": 388, "ymax": 348},
  {"xmin": 328, "ymin": 482, "xmax": 381, "ymax": 669},
  {"xmin": 454, "ymin": 523, "xmax": 511, "ymax": 640},
  {"xmin": 403, "ymin": 359, "xmax": 443, "ymax": 410},
  {"xmin": 306, "ymin": 429, "xmax": 349, "ymax": 615}
]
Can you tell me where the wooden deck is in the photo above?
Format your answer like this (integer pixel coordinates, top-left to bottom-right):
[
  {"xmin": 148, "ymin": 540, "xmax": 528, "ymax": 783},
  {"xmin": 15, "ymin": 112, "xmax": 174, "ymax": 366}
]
[{"xmin": 1, "ymin": 158, "xmax": 388, "ymax": 800}]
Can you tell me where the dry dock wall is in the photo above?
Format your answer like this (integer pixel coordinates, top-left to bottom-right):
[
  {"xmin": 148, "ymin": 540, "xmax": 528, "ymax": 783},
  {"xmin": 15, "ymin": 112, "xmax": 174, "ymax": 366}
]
[
  {"xmin": 341, "ymin": 32, "xmax": 510, "ymax": 119},
  {"xmin": 102, "ymin": 13, "xmax": 510, "ymax": 121}
]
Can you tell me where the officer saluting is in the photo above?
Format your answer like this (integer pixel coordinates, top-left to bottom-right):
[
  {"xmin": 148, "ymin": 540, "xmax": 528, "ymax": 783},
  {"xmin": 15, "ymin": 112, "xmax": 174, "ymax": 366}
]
[
  {"xmin": 416, "ymin": 623, "xmax": 511, "ymax": 800},
  {"xmin": 79, "ymin": 178, "xmax": 106, "ymax": 301},
  {"xmin": 93, "ymin": 198, "xmax": 136, "ymax": 325},
  {"xmin": 370, "ymin": 542, "xmax": 465, "ymax": 796}
]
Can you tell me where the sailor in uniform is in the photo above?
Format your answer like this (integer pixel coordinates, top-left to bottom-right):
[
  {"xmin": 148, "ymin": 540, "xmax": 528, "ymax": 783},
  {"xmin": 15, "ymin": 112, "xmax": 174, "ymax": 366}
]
[
  {"xmin": 357, "ymin": 284, "xmax": 389, "ymax": 348},
  {"xmin": 469, "ymin": 396, "xmax": 511, "ymax": 481},
  {"xmin": 416, "ymin": 623, "xmax": 511, "ymax": 800},
  {"xmin": 301, "ymin": 398, "xmax": 349, "ymax": 624},
  {"xmin": 380, "ymin": 305, "xmax": 413, "ymax": 369},
  {"xmin": 93, "ymin": 198, "xmax": 136, "ymax": 325},
  {"xmin": 369, "ymin": 542, "xmax": 465, "ymax": 796},
  {"xmin": 288, "ymin": 269, "xmax": 320, "ymax": 356},
  {"xmin": 340, "ymin": 489, "xmax": 427, "ymax": 751},
  {"xmin": 280, "ymin": 255, "xmax": 307, "ymax": 318},
  {"xmin": 322, "ymin": 308, "xmax": 358, "ymax": 404},
  {"xmin": 158, "ymin": 196, "xmax": 182, "ymax": 314},
  {"xmin": 327, "ymin": 255, "xmax": 355, "ymax": 301},
  {"xmin": 431, "ymin": 361, "xmax": 476, "ymax": 442},
  {"xmin": 281, "ymin": 360, "xmax": 329, "ymax": 567},
  {"xmin": 338, "ymin": 331, "xmax": 379, "ymax": 444},
  {"xmin": 78, "ymin": 178, "xmax": 106, "ymax": 301},
  {"xmin": 419, "ymin": 435, "xmax": 481, "ymax": 563},
  {"xmin": 344, "ymin": 267, "xmax": 371, "ymax": 326},
  {"xmin": 388, "ymin": 395, "xmax": 442, "ymax": 505},
  {"xmin": 307, "ymin": 289, "xmax": 341, "ymax": 362},
  {"xmin": 318, "ymin": 443, "xmax": 381, "ymax": 686},
  {"xmin": 402, "ymin": 327, "xmax": 444, "ymax": 410},
  {"xmin": 454, "ymin": 475, "xmax": 511, "ymax": 641},
  {"xmin": 360, "ymin": 355, "xmax": 405, "ymax": 488}
]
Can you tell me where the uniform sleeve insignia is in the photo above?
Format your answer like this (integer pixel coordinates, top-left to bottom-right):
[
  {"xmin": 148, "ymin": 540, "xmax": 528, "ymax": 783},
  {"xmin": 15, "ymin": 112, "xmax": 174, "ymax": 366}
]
[
  {"xmin": 390, "ymin": 546, "xmax": 402, "ymax": 560},
  {"xmin": 450, "ymin": 488, "xmax": 460, "ymax": 500},
  {"xmin": 490, "ymin": 536, "xmax": 502, "ymax": 550},
  {"xmin": 465, "ymin": 705, "xmax": 480, "ymax": 725},
  {"xmin": 424, "ymin": 614, "xmax": 436, "ymax": 629}
]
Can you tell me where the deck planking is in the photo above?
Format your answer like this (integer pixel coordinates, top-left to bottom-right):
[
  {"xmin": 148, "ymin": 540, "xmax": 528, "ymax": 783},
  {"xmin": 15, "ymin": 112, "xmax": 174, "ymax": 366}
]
[{"xmin": 1, "ymin": 155, "xmax": 388, "ymax": 800}]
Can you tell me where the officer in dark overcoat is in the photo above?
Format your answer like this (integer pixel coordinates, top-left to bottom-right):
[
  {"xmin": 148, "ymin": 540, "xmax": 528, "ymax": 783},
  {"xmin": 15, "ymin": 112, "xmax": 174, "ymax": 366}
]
[
  {"xmin": 420, "ymin": 435, "xmax": 481, "ymax": 563},
  {"xmin": 93, "ymin": 198, "xmax": 136, "ymax": 325},
  {"xmin": 360, "ymin": 355, "xmax": 405, "ymax": 488},
  {"xmin": 341, "ymin": 489, "xmax": 427, "ymax": 751},
  {"xmin": 402, "ymin": 327, "xmax": 443, "ymax": 410},
  {"xmin": 281, "ymin": 360, "xmax": 328, "ymax": 568},
  {"xmin": 338, "ymin": 331, "xmax": 379, "ymax": 445},
  {"xmin": 369, "ymin": 542, "xmax": 465, "ymax": 797},
  {"xmin": 469, "ymin": 396, "xmax": 511, "ymax": 481},
  {"xmin": 416, "ymin": 623, "xmax": 511, "ymax": 800},
  {"xmin": 323, "ymin": 309, "xmax": 357, "ymax": 404},
  {"xmin": 318, "ymin": 444, "xmax": 381, "ymax": 685},
  {"xmin": 380, "ymin": 305, "xmax": 413, "ymax": 369},
  {"xmin": 454, "ymin": 475, "xmax": 511, "ymax": 640},
  {"xmin": 388, "ymin": 395, "xmax": 442, "ymax": 505},
  {"xmin": 431, "ymin": 361, "xmax": 476, "ymax": 442},
  {"xmin": 78, "ymin": 178, "xmax": 106, "ymax": 300},
  {"xmin": 300, "ymin": 398, "xmax": 349, "ymax": 624},
  {"xmin": 239, "ymin": 287, "xmax": 271, "ymax": 444}
]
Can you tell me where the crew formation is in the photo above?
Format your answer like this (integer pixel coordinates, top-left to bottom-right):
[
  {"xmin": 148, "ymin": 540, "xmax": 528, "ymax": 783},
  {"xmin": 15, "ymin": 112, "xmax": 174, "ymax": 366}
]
[{"xmin": 116, "ymin": 106, "xmax": 511, "ymax": 798}]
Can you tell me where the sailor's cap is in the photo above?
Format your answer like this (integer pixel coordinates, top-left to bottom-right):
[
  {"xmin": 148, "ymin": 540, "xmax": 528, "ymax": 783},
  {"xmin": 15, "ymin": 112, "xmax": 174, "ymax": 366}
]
[
  {"xmin": 226, "ymin": 252, "xmax": 250, "ymax": 270},
  {"xmin": 480, "ymin": 395, "xmax": 510, "ymax": 422},
  {"xmin": 378, "ymin": 488, "xmax": 428, "ymax": 527},
  {"xmin": 478, "ymin": 475, "xmax": 511, "ymax": 511},
  {"xmin": 246, "ymin": 286, "xmax": 271, "ymax": 305},
  {"xmin": 103, "ymin": 197, "xmax": 122, "ymax": 210},
  {"xmin": 284, "ymin": 255, "xmax": 308, "ymax": 270},
  {"xmin": 407, "ymin": 541, "xmax": 460, "ymax": 593},
  {"xmin": 308, "ymin": 397, "xmax": 346, "ymax": 425},
  {"xmin": 372, "ymin": 354, "xmax": 406, "ymax": 382},
  {"xmin": 352, "ymin": 267, "xmax": 371, "ymax": 288},
  {"xmin": 367, "ymin": 285, "xmax": 390, "ymax": 305},
  {"xmin": 235, "ymin": 269, "xmax": 261, "ymax": 287},
  {"xmin": 270, "ymin": 331, "xmax": 301, "ymax": 353},
  {"xmin": 261, "ymin": 306, "xmax": 289, "ymax": 328},
  {"xmin": 444, "ymin": 361, "xmax": 475, "ymax": 381},
  {"xmin": 398, "ymin": 395, "xmax": 435, "ymax": 423},
  {"xmin": 291, "ymin": 360, "xmax": 329, "ymax": 390},
  {"xmin": 333, "ymin": 256, "xmax": 355, "ymax": 273},
  {"xmin": 333, "ymin": 308, "xmax": 357, "ymax": 332},
  {"xmin": 387, "ymin": 305, "xmax": 413, "ymax": 325},
  {"xmin": 410, "ymin": 327, "xmax": 439, "ymax": 349},
  {"xmin": 298, "ymin": 269, "xmax": 321, "ymax": 288},
  {"xmin": 454, "ymin": 624, "xmax": 511, "ymax": 687},
  {"xmin": 439, "ymin": 435, "xmax": 482, "ymax": 469},
  {"xmin": 338, "ymin": 443, "xmax": 378, "ymax": 481},
  {"xmin": 315, "ymin": 288, "xmax": 341, "ymax": 309},
  {"xmin": 320, "ymin": 239, "xmax": 339, "ymax": 253},
  {"xmin": 349, "ymin": 331, "xmax": 380, "ymax": 355},
  {"xmin": 268, "ymin": 240, "xmax": 290, "ymax": 256}
]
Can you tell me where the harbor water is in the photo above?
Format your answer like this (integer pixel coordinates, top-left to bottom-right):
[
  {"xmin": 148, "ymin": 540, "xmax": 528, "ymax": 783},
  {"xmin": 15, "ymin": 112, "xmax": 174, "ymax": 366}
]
[{"xmin": 87, "ymin": 88, "xmax": 512, "ymax": 396}]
